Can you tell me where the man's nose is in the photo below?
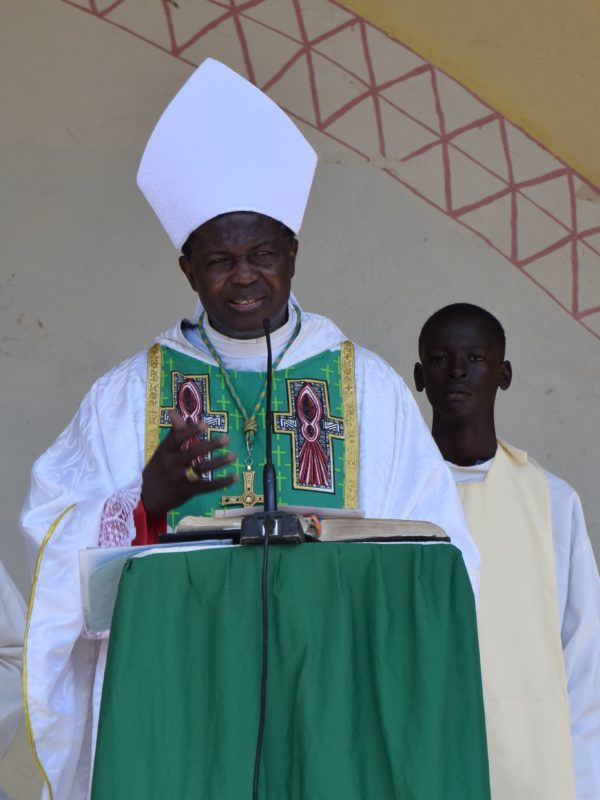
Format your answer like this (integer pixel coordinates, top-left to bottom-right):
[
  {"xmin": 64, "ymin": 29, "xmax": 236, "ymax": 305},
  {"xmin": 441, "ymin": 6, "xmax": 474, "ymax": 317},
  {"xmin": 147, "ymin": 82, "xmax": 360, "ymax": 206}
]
[
  {"xmin": 231, "ymin": 255, "xmax": 257, "ymax": 281},
  {"xmin": 448, "ymin": 357, "xmax": 467, "ymax": 377}
]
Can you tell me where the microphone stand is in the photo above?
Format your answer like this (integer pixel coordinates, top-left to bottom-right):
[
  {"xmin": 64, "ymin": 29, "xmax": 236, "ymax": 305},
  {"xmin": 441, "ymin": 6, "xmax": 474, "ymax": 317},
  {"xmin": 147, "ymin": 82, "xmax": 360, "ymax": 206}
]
[{"xmin": 244, "ymin": 318, "xmax": 305, "ymax": 800}]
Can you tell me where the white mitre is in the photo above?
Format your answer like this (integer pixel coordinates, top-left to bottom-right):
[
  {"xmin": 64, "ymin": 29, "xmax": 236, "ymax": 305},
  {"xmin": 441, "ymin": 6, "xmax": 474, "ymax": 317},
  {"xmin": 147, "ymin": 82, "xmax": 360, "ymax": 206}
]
[{"xmin": 137, "ymin": 58, "xmax": 318, "ymax": 249}]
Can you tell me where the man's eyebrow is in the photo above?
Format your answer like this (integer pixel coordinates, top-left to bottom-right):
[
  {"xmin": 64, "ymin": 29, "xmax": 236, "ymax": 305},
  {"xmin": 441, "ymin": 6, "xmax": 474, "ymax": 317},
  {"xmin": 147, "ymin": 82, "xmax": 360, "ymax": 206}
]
[
  {"xmin": 250, "ymin": 239, "xmax": 278, "ymax": 247},
  {"xmin": 201, "ymin": 248, "xmax": 232, "ymax": 256}
]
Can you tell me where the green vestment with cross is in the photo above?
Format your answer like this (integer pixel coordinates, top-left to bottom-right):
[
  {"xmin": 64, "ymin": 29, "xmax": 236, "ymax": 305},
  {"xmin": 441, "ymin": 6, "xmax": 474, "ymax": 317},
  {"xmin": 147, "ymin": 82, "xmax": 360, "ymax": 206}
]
[{"xmin": 147, "ymin": 343, "xmax": 359, "ymax": 531}]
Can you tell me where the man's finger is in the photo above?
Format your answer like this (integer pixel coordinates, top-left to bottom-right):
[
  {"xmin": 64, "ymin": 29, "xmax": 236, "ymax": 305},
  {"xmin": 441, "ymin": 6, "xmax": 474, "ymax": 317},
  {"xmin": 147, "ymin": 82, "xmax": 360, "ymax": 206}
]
[
  {"xmin": 168, "ymin": 410, "xmax": 186, "ymax": 429},
  {"xmin": 186, "ymin": 452, "xmax": 236, "ymax": 477},
  {"xmin": 179, "ymin": 436, "xmax": 232, "ymax": 463},
  {"xmin": 168, "ymin": 410, "xmax": 209, "ymax": 446},
  {"xmin": 183, "ymin": 451, "xmax": 236, "ymax": 479}
]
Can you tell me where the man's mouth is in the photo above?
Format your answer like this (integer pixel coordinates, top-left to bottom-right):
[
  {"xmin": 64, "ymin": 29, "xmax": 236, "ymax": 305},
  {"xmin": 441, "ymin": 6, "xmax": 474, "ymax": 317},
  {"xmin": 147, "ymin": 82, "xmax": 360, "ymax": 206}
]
[
  {"xmin": 229, "ymin": 297, "xmax": 264, "ymax": 309},
  {"xmin": 444, "ymin": 387, "xmax": 471, "ymax": 399}
]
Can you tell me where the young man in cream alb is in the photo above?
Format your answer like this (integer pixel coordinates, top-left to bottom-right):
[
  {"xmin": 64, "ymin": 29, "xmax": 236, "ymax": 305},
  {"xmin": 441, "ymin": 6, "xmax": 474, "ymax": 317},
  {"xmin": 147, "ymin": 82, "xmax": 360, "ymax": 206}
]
[{"xmin": 415, "ymin": 302, "xmax": 600, "ymax": 800}]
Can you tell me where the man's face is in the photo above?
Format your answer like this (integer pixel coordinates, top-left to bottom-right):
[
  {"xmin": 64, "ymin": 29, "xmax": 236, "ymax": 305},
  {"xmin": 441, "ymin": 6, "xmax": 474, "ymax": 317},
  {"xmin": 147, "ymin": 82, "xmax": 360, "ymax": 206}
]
[
  {"xmin": 179, "ymin": 212, "xmax": 297, "ymax": 339},
  {"xmin": 414, "ymin": 315, "xmax": 511, "ymax": 421}
]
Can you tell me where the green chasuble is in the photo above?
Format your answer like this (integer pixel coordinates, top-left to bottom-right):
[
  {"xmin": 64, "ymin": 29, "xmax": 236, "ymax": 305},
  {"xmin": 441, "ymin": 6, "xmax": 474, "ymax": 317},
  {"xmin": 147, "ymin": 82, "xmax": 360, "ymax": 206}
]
[
  {"xmin": 92, "ymin": 543, "xmax": 490, "ymax": 799},
  {"xmin": 145, "ymin": 343, "xmax": 359, "ymax": 530}
]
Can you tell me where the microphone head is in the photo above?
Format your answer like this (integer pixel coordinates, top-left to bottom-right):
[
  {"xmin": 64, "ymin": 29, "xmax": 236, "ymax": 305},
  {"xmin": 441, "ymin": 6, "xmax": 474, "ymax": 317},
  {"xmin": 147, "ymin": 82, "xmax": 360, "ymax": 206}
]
[{"xmin": 262, "ymin": 318, "xmax": 271, "ymax": 334}]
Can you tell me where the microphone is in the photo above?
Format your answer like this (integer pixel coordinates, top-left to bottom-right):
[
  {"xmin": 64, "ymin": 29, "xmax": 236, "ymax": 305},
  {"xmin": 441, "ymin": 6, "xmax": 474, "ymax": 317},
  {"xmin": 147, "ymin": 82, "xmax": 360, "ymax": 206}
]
[
  {"xmin": 240, "ymin": 318, "xmax": 305, "ymax": 544},
  {"xmin": 262, "ymin": 318, "xmax": 277, "ymax": 515}
]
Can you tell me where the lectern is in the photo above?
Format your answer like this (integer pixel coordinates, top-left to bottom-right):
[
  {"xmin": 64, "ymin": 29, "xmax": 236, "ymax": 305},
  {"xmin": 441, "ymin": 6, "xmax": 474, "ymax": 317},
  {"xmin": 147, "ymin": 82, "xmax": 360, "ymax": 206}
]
[{"xmin": 91, "ymin": 541, "xmax": 490, "ymax": 799}]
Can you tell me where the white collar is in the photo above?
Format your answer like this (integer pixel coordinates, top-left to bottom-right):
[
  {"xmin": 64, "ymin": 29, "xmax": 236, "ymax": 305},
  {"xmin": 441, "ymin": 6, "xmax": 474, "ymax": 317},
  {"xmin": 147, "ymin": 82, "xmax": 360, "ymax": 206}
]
[
  {"xmin": 200, "ymin": 302, "xmax": 298, "ymax": 361},
  {"xmin": 156, "ymin": 305, "xmax": 347, "ymax": 372},
  {"xmin": 447, "ymin": 458, "xmax": 494, "ymax": 484}
]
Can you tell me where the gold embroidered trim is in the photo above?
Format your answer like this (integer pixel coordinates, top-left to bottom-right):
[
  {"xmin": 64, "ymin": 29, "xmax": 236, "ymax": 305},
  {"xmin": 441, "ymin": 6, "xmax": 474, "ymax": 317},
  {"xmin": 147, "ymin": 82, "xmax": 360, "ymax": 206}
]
[
  {"xmin": 340, "ymin": 341, "xmax": 358, "ymax": 508},
  {"xmin": 145, "ymin": 343, "xmax": 162, "ymax": 465},
  {"xmin": 23, "ymin": 503, "xmax": 77, "ymax": 800}
]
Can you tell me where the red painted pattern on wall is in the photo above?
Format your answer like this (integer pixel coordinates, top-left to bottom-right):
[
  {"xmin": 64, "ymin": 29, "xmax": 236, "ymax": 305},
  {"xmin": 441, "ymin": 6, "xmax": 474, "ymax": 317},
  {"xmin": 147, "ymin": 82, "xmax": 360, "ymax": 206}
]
[{"xmin": 61, "ymin": 0, "xmax": 600, "ymax": 340}]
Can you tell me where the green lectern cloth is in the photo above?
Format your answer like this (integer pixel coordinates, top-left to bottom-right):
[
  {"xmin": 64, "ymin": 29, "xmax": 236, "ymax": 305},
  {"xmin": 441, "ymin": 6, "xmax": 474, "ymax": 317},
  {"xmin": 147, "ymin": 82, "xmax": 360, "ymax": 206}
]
[{"xmin": 92, "ymin": 543, "xmax": 489, "ymax": 800}]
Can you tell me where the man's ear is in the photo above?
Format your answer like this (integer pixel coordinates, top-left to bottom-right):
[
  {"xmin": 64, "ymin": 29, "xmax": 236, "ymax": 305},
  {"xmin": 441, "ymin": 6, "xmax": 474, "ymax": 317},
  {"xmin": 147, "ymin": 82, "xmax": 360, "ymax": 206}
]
[
  {"xmin": 289, "ymin": 238, "xmax": 298, "ymax": 279},
  {"xmin": 178, "ymin": 255, "xmax": 197, "ymax": 292},
  {"xmin": 499, "ymin": 360, "xmax": 512, "ymax": 391},
  {"xmin": 414, "ymin": 362, "xmax": 425, "ymax": 392}
]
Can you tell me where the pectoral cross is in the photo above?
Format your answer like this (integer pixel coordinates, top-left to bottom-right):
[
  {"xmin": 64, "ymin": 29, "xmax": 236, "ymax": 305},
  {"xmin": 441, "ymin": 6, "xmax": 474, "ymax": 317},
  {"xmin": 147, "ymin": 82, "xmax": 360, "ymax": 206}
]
[{"xmin": 221, "ymin": 466, "xmax": 264, "ymax": 508}]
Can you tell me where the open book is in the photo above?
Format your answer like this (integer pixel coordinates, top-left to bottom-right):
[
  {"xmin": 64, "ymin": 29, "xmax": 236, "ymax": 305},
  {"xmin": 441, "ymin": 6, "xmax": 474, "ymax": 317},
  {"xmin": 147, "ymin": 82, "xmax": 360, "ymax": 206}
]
[{"xmin": 175, "ymin": 513, "xmax": 449, "ymax": 543}]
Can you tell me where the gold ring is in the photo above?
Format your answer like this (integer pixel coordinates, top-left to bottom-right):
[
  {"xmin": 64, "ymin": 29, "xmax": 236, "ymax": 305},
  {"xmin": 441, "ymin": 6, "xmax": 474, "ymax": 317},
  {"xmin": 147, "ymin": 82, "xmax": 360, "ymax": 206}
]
[{"xmin": 185, "ymin": 466, "xmax": 200, "ymax": 482}]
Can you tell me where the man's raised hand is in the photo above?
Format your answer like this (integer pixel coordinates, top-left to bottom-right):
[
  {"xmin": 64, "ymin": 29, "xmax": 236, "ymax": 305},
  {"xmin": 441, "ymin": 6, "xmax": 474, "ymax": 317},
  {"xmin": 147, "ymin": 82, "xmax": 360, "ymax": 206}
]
[{"xmin": 141, "ymin": 411, "xmax": 236, "ymax": 520}]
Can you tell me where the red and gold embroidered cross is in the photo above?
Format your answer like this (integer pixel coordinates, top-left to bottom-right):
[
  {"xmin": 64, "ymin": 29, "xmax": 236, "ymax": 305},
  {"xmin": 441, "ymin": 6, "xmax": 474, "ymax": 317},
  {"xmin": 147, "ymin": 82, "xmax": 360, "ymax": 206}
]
[
  {"xmin": 161, "ymin": 372, "xmax": 228, "ymax": 479},
  {"xmin": 274, "ymin": 378, "xmax": 344, "ymax": 493}
]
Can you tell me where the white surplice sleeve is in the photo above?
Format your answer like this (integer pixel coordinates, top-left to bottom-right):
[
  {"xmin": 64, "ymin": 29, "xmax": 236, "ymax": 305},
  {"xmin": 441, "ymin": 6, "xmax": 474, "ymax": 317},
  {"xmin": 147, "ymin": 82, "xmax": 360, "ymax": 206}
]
[
  {"xmin": 0, "ymin": 562, "xmax": 26, "ymax": 761},
  {"xmin": 547, "ymin": 471, "xmax": 600, "ymax": 800},
  {"xmin": 19, "ymin": 351, "xmax": 148, "ymax": 800},
  {"xmin": 353, "ymin": 345, "xmax": 480, "ymax": 598}
]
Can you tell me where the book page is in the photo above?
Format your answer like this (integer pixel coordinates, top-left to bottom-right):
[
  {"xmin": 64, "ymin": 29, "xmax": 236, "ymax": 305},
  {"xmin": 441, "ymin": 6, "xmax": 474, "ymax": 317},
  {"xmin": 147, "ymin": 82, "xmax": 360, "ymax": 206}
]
[{"xmin": 79, "ymin": 541, "xmax": 234, "ymax": 635}]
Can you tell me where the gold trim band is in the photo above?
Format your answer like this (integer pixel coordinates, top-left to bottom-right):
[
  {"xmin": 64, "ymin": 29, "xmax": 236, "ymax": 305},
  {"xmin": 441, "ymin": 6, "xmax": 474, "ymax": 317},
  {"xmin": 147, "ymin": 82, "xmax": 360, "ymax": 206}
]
[
  {"xmin": 22, "ymin": 504, "xmax": 77, "ymax": 800},
  {"xmin": 145, "ymin": 343, "xmax": 162, "ymax": 465},
  {"xmin": 340, "ymin": 341, "xmax": 358, "ymax": 508}
]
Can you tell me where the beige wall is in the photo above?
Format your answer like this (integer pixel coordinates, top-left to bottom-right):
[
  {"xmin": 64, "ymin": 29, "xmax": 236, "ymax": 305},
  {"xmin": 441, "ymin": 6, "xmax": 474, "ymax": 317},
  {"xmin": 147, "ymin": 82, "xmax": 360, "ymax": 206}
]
[{"xmin": 2, "ymin": 0, "xmax": 599, "ymax": 591}]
